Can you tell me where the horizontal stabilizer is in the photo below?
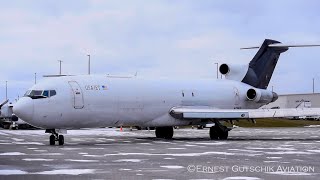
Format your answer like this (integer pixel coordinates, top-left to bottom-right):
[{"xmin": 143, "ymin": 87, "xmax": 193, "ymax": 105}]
[{"xmin": 241, "ymin": 44, "xmax": 320, "ymax": 50}]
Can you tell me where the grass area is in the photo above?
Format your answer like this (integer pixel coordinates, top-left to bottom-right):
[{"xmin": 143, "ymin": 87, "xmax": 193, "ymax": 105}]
[{"xmin": 224, "ymin": 118, "xmax": 320, "ymax": 128}]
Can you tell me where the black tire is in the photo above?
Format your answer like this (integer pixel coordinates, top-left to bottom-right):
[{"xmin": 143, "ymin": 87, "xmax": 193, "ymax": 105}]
[
  {"xmin": 50, "ymin": 135, "xmax": 55, "ymax": 145},
  {"xmin": 155, "ymin": 127, "xmax": 173, "ymax": 139},
  {"xmin": 219, "ymin": 131, "xmax": 228, "ymax": 140},
  {"xmin": 209, "ymin": 127, "xmax": 219, "ymax": 140},
  {"xmin": 155, "ymin": 128, "xmax": 164, "ymax": 138},
  {"xmin": 58, "ymin": 135, "xmax": 64, "ymax": 146},
  {"xmin": 164, "ymin": 127, "xmax": 174, "ymax": 139}
]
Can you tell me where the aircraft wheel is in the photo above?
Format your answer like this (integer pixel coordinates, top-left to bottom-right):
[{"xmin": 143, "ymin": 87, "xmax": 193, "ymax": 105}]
[
  {"xmin": 58, "ymin": 135, "xmax": 64, "ymax": 146},
  {"xmin": 49, "ymin": 135, "xmax": 55, "ymax": 145},
  {"xmin": 219, "ymin": 131, "xmax": 228, "ymax": 140},
  {"xmin": 209, "ymin": 127, "xmax": 219, "ymax": 140},
  {"xmin": 155, "ymin": 127, "xmax": 174, "ymax": 139}
]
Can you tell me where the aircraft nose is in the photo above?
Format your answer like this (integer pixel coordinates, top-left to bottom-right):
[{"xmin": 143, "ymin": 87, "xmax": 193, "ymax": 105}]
[{"xmin": 13, "ymin": 97, "xmax": 34, "ymax": 121}]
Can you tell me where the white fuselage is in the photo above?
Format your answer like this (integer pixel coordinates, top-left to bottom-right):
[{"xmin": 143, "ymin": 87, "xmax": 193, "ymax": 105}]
[{"xmin": 14, "ymin": 75, "xmax": 265, "ymax": 129}]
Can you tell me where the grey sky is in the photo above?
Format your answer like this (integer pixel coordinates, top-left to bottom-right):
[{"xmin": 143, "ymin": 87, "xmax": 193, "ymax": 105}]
[{"xmin": 1, "ymin": 0, "xmax": 320, "ymax": 101}]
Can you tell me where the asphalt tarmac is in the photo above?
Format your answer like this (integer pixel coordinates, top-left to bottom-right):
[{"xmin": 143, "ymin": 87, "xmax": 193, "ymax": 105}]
[{"xmin": 0, "ymin": 126, "xmax": 320, "ymax": 180}]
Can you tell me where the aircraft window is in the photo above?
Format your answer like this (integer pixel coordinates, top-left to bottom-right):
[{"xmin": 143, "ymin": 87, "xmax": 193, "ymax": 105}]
[
  {"xmin": 30, "ymin": 90, "xmax": 43, "ymax": 96},
  {"xmin": 27, "ymin": 90, "xmax": 47, "ymax": 99},
  {"xmin": 25, "ymin": 90, "xmax": 56, "ymax": 99},
  {"xmin": 24, "ymin": 90, "xmax": 31, "ymax": 97},
  {"xmin": 42, "ymin": 90, "xmax": 49, "ymax": 97},
  {"xmin": 50, "ymin": 90, "xmax": 56, "ymax": 97}
]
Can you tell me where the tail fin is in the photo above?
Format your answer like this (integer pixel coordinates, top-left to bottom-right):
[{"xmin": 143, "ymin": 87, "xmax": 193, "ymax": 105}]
[{"xmin": 241, "ymin": 39, "xmax": 288, "ymax": 89}]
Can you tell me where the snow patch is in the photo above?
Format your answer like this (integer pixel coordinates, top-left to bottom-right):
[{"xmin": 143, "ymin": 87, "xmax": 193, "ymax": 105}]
[
  {"xmin": 223, "ymin": 177, "xmax": 261, "ymax": 180},
  {"xmin": 266, "ymin": 157, "xmax": 282, "ymax": 159},
  {"xmin": 307, "ymin": 150, "xmax": 320, "ymax": 153},
  {"xmin": 104, "ymin": 151, "xmax": 234, "ymax": 157},
  {"xmin": 190, "ymin": 142, "xmax": 228, "ymax": 145},
  {"xmin": 23, "ymin": 158, "xmax": 54, "ymax": 161},
  {"xmin": 83, "ymin": 154, "xmax": 104, "ymax": 157},
  {"xmin": 119, "ymin": 168, "xmax": 132, "ymax": 171},
  {"xmin": 167, "ymin": 148, "xmax": 186, "ymax": 150},
  {"xmin": 60, "ymin": 148, "xmax": 81, "ymax": 150},
  {"xmin": 266, "ymin": 151, "xmax": 313, "ymax": 155},
  {"xmin": 160, "ymin": 165, "xmax": 184, "ymax": 169},
  {"xmin": 0, "ymin": 152, "xmax": 25, "ymax": 155},
  {"xmin": 65, "ymin": 159, "xmax": 99, "ymax": 162},
  {"xmin": 246, "ymin": 147, "xmax": 295, "ymax": 151},
  {"xmin": 0, "ymin": 170, "xmax": 28, "ymax": 175},
  {"xmin": 113, "ymin": 159, "xmax": 144, "ymax": 163},
  {"xmin": 35, "ymin": 169, "xmax": 96, "ymax": 175},
  {"xmin": 305, "ymin": 125, "xmax": 320, "ymax": 128},
  {"xmin": 13, "ymin": 142, "xmax": 45, "ymax": 145},
  {"xmin": 32, "ymin": 153, "xmax": 63, "ymax": 156}
]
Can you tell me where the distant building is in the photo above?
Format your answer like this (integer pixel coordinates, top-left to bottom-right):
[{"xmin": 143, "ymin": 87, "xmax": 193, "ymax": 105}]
[{"xmin": 261, "ymin": 93, "xmax": 320, "ymax": 109}]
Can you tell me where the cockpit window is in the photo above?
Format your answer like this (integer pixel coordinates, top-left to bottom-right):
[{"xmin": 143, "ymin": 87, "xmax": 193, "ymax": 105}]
[
  {"xmin": 42, "ymin": 90, "xmax": 49, "ymax": 97},
  {"xmin": 24, "ymin": 90, "xmax": 31, "ymax": 97},
  {"xmin": 24, "ymin": 90, "xmax": 57, "ymax": 99},
  {"xmin": 30, "ymin": 90, "xmax": 43, "ymax": 96},
  {"xmin": 50, "ymin": 90, "xmax": 56, "ymax": 97}
]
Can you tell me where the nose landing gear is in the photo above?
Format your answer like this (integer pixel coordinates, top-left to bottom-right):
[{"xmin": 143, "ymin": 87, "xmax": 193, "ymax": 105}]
[{"xmin": 46, "ymin": 129, "xmax": 64, "ymax": 145}]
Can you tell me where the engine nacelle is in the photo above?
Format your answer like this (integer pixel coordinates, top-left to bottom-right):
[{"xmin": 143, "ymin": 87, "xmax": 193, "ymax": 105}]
[
  {"xmin": 219, "ymin": 63, "xmax": 248, "ymax": 81},
  {"xmin": 246, "ymin": 88, "xmax": 278, "ymax": 104}
]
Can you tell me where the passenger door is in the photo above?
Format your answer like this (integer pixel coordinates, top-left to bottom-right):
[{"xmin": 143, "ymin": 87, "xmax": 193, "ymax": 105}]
[{"xmin": 68, "ymin": 81, "xmax": 84, "ymax": 109}]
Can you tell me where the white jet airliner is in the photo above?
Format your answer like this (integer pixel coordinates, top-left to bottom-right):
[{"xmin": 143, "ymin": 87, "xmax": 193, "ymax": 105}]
[{"xmin": 12, "ymin": 39, "xmax": 320, "ymax": 145}]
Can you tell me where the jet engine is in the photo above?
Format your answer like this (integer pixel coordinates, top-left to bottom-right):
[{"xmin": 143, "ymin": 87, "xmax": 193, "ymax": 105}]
[
  {"xmin": 246, "ymin": 88, "xmax": 278, "ymax": 104},
  {"xmin": 219, "ymin": 63, "xmax": 248, "ymax": 81}
]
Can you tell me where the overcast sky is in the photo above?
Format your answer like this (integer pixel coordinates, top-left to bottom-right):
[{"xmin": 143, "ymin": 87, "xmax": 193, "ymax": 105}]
[{"xmin": 1, "ymin": 0, "xmax": 320, "ymax": 101}]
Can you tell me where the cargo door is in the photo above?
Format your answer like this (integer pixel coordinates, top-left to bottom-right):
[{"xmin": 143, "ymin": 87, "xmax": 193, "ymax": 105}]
[{"xmin": 68, "ymin": 81, "xmax": 84, "ymax": 109}]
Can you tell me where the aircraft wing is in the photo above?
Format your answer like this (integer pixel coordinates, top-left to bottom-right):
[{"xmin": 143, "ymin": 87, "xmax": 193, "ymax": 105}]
[{"xmin": 170, "ymin": 107, "xmax": 320, "ymax": 119}]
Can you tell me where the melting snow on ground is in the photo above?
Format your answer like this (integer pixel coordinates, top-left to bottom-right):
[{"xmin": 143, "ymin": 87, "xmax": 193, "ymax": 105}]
[
  {"xmin": 113, "ymin": 159, "xmax": 144, "ymax": 163},
  {"xmin": 160, "ymin": 165, "xmax": 184, "ymax": 169},
  {"xmin": 35, "ymin": 169, "xmax": 96, "ymax": 175},
  {"xmin": 0, "ymin": 152, "xmax": 25, "ymax": 155},
  {"xmin": 23, "ymin": 158, "xmax": 54, "ymax": 161},
  {"xmin": 0, "ymin": 170, "xmax": 28, "ymax": 175},
  {"xmin": 65, "ymin": 159, "xmax": 99, "ymax": 162},
  {"xmin": 104, "ymin": 151, "xmax": 234, "ymax": 157},
  {"xmin": 223, "ymin": 177, "xmax": 261, "ymax": 180}
]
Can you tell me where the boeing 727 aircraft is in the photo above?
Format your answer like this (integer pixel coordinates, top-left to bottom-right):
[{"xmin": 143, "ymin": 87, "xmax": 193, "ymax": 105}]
[{"xmin": 12, "ymin": 39, "xmax": 320, "ymax": 145}]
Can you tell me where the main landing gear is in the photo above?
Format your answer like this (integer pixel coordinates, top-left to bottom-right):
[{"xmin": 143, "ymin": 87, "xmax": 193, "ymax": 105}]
[
  {"xmin": 46, "ymin": 129, "xmax": 64, "ymax": 145},
  {"xmin": 155, "ymin": 126, "xmax": 174, "ymax": 139},
  {"xmin": 209, "ymin": 121, "xmax": 231, "ymax": 140}
]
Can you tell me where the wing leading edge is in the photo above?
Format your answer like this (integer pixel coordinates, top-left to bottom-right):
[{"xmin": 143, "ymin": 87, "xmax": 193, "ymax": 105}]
[{"xmin": 170, "ymin": 107, "xmax": 320, "ymax": 119}]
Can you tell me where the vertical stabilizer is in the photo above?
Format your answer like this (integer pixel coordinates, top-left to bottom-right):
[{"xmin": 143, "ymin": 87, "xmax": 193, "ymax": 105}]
[{"xmin": 241, "ymin": 39, "xmax": 288, "ymax": 89}]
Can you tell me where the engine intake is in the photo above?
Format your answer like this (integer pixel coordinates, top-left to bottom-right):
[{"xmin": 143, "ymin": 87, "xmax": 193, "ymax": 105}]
[
  {"xmin": 246, "ymin": 88, "xmax": 278, "ymax": 103},
  {"xmin": 218, "ymin": 63, "xmax": 248, "ymax": 81},
  {"xmin": 219, "ymin": 64, "xmax": 230, "ymax": 75}
]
